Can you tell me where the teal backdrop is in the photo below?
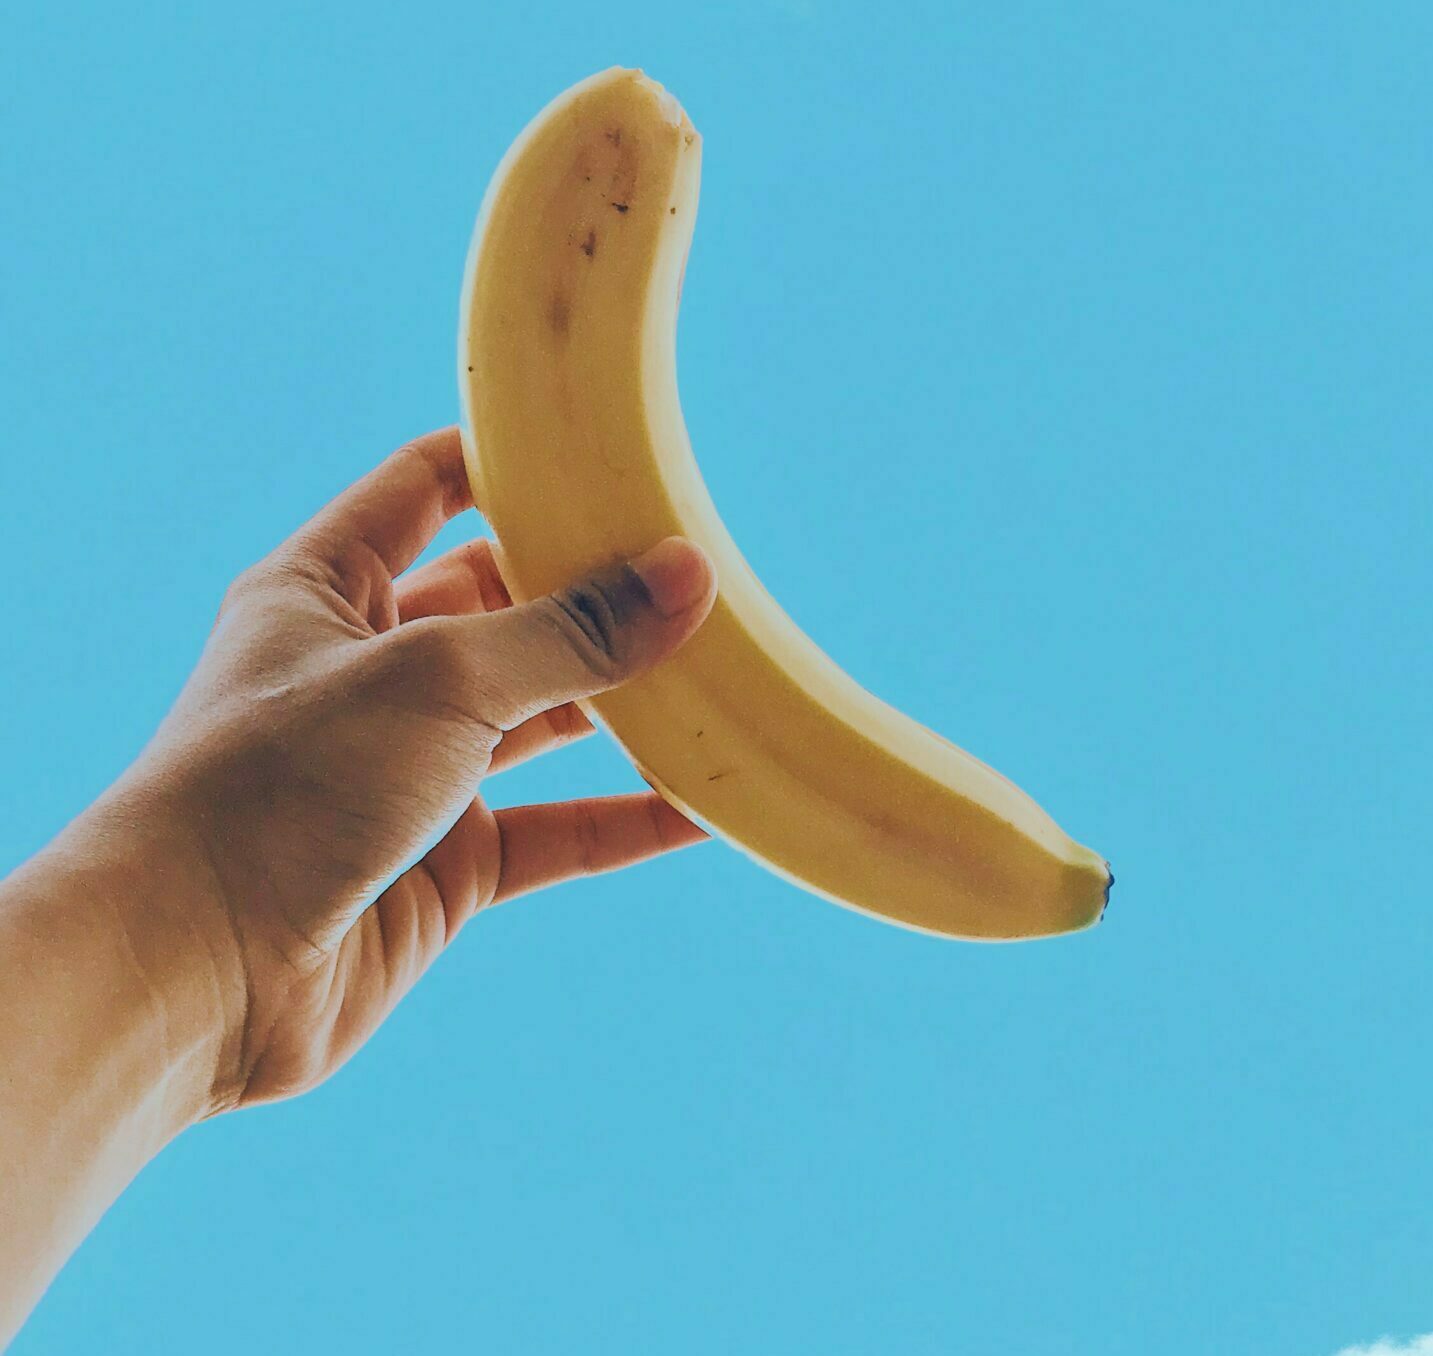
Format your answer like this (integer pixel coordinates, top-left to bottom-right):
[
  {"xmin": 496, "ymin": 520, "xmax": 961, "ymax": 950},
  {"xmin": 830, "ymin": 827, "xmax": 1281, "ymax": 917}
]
[{"xmin": 3, "ymin": 4, "xmax": 1431, "ymax": 1354}]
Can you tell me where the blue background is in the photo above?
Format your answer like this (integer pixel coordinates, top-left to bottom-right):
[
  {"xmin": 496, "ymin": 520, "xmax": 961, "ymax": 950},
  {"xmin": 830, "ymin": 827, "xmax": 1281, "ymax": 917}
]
[{"xmin": 4, "ymin": 4, "xmax": 1431, "ymax": 1353}]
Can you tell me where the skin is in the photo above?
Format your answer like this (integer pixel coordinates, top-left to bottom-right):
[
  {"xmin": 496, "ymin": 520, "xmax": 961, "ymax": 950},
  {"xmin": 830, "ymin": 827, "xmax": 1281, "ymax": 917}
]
[{"xmin": 0, "ymin": 426, "xmax": 717, "ymax": 1344}]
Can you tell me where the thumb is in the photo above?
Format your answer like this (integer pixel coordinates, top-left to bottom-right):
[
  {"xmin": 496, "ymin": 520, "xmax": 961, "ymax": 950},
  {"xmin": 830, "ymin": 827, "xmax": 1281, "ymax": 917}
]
[{"xmin": 459, "ymin": 536, "xmax": 716, "ymax": 730}]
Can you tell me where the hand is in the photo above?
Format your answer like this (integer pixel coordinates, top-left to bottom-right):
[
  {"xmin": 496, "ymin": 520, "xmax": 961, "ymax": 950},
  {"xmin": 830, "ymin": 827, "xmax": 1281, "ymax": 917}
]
[{"xmin": 127, "ymin": 426, "xmax": 716, "ymax": 1112}]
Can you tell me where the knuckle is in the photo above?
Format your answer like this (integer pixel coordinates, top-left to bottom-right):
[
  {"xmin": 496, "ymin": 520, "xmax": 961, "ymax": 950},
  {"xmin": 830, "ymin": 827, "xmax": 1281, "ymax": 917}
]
[
  {"xmin": 397, "ymin": 432, "xmax": 470, "ymax": 518},
  {"xmin": 461, "ymin": 538, "xmax": 512, "ymax": 610},
  {"xmin": 644, "ymin": 794, "xmax": 673, "ymax": 850},
  {"xmin": 547, "ymin": 701, "xmax": 587, "ymax": 742},
  {"xmin": 395, "ymin": 617, "xmax": 467, "ymax": 682},
  {"xmin": 219, "ymin": 560, "xmax": 278, "ymax": 615},
  {"xmin": 217, "ymin": 571, "xmax": 253, "ymax": 616},
  {"xmin": 540, "ymin": 576, "xmax": 636, "ymax": 677},
  {"xmin": 219, "ymin": 546, "xmax": 326, "ymax": 617},
  {"xmin": 365, "ymin": 621, "xmax": 504, "ymax": 734},
  {"xmin": 353, "ymin": 622, "xmax": 490, "ymax": 728},
  {"xmin": 575, "ymin": 802, "xmax": 602, "ymax": 872}
]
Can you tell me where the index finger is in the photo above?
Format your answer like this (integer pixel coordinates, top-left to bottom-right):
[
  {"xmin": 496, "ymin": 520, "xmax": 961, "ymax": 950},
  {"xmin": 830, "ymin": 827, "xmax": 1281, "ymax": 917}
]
[{"xmin": 296, "ymin": 426, "xmax": 474, "ymax": 578}]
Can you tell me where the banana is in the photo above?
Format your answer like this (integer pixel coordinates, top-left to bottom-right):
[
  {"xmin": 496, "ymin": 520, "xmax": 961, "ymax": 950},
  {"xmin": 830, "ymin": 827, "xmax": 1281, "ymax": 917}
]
[{"xmin": 457, "ymin": 67, "xmax": 1111, "ymax": 940}]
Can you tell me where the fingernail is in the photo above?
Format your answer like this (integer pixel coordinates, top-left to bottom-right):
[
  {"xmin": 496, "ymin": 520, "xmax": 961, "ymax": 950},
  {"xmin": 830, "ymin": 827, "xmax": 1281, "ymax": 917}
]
[{"xmin": 631, "ymin": 537, "xmax": 714, "ymax": 618}]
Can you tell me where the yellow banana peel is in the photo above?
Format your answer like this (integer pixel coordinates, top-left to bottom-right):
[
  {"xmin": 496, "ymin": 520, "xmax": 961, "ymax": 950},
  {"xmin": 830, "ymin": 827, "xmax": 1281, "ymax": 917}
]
[{"xmin": 458, "ymin": 67, "xmax": 1111, "ymax": 940}]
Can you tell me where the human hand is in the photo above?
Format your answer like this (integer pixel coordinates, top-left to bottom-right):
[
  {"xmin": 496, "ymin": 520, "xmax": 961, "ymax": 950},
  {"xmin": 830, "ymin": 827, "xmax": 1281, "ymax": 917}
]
[{"xmin": 124, "ymin": 426, "xmax": 715, "ymax": 1113}]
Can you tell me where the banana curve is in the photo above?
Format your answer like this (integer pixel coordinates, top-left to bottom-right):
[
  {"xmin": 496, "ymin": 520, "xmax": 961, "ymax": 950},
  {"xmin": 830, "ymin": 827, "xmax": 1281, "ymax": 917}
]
[{"xmin": 458, "ymin": 67, "xmax": 1111, "ymax": 939}]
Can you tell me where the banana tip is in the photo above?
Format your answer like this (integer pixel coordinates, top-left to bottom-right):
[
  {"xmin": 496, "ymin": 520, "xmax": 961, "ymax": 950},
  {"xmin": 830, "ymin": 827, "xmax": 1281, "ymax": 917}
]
[{"xmin": 1099, "ymin": 862, "xmax": 1115, "ymax": 922}]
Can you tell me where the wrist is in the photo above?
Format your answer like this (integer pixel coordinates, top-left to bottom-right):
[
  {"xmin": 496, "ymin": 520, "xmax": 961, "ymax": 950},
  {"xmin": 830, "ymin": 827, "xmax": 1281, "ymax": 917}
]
[
  {"xmin": 5, "ymin": 771, "xmax": 249, "ymax": 1129},
  {"xmin": 0, "ymin": 774, "xmax": 248, "ymax": 1332}
]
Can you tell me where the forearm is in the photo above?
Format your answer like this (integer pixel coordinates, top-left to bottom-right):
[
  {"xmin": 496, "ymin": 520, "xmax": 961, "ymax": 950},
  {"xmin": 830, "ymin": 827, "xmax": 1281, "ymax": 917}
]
[{"xmin": 0, "ymin": 781, "xmax": 241, "ymax": 1342}]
